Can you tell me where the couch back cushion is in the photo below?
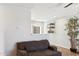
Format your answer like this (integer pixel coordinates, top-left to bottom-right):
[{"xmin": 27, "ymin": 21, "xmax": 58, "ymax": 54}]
[
  {"xmin": 17, "ymin": 40, "xmax": 49, "ymax": 51},
  {"xmin": 17, "ymin": 42, "xmax": 26, "ymax": 50}
]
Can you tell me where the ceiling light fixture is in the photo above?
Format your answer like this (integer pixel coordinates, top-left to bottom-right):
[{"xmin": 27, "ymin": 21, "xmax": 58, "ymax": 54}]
[{"xmin": 64, "ymin": 3, "xmax": 73, "ymax": 8}]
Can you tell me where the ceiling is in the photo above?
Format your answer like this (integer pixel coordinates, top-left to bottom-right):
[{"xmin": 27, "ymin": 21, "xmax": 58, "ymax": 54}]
[
  {"xmin": 31, "ymin": 3, "xmax": 79, "ymax": 22},
  {"xmin": 1, "ymin": 3, "xmax": 79, "ymax": 22}
]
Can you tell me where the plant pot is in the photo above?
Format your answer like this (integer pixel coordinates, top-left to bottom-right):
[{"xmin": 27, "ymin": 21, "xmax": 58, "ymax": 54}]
[{"xmin": 70, "ymin": 48, "xmax": 77, "ymax": 53}]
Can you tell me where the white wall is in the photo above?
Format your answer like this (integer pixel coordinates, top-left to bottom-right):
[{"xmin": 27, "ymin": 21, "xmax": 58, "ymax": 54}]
[
  {"xmin": 0, "ymin": 5, "xmax": 5, "ymax": 55},
  {"xmin": 55, "ymin": 19, "xmax": 70, "ymax": 48},
  {"xmin": 3, "ymin": 5, "xmax": 31, "ymax": 55},
  {"xmin": 44, "ymin": 19, "xmax": 71, "ymax": 49}
]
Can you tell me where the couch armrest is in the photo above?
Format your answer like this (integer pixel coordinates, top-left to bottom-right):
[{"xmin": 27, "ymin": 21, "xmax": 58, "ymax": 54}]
[
  {"xmin": 48, "ymin": 46, "xmax": 57, "ymax": 51},
  {"xmin": 17, "ymin": 50, "xmax": 28, "ymax": 56}
]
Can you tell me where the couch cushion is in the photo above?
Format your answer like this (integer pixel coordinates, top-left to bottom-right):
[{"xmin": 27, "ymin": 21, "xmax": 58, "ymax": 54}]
[
  {"xmin": 17, "ymin": 40, "xmax": 49, "ymax": 51},
  {"xmin": 17, "ymin": 42, "xmax": 26, "ymax": 50},
  {"xmin": 25, "ymin": 40, "xmax": 49, "ymax": 51},
  {"xmin": 28, "ymin": 49, "xmax": 62, "ymax": 56}
]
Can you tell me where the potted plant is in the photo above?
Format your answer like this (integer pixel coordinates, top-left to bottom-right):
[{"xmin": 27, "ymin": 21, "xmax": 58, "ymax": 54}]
[{"xmin": 66, "ymin": 16, "xmax": 79, "ymax": 52}]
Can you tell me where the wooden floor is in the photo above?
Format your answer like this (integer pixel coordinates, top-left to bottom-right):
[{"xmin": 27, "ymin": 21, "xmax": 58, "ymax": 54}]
[
  {"xmin": 57, "ymin": 47, "xmax": 79, "ymax": 56},
  {"xmin": 11, "ymin": 47, "xmax": 79, "ymax": 56}
]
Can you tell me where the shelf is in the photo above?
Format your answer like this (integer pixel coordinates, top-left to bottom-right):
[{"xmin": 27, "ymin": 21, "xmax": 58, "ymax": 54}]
[{"xmin": 47, "ymin": 23, "xmax": 55, "ymax": 33}]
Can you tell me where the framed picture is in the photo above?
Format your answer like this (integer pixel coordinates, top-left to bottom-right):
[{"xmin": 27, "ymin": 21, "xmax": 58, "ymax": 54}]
[{"xmin": 32, "ymin": 26, "xmax": 41, "ymax": 34}]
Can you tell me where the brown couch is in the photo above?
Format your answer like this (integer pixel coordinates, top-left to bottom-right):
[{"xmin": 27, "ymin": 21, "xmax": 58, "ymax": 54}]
[{"xmin": 16, "ymin": 40, "xmax": 62, "ymax": 56}]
